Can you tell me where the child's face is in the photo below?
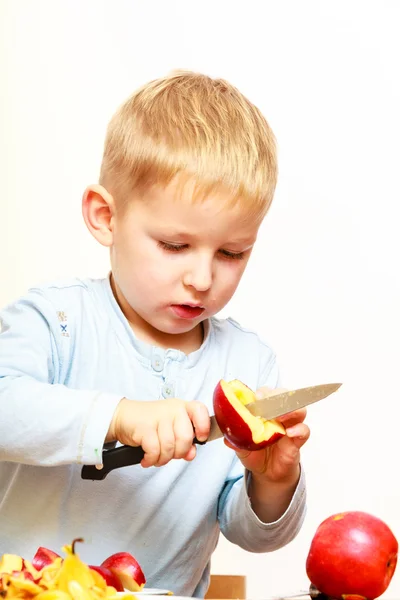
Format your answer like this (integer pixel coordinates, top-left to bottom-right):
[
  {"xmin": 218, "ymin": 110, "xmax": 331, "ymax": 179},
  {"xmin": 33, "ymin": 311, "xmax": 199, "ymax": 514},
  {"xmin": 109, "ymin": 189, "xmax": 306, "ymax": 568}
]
[{"xmin": 109, "ymin": 178, "xmax": 261, "ymax": 348}]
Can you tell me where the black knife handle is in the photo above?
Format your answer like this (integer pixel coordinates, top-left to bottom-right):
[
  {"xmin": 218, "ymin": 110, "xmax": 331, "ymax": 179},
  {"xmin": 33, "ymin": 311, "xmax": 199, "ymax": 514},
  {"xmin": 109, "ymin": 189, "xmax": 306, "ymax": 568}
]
[
  {"xmin": 81, "ymin": 446, "xmax": 145, "ymax": 480},
  {"xmin": 81, "ymin": 437, "xmax": 206, "ymax": 481}
]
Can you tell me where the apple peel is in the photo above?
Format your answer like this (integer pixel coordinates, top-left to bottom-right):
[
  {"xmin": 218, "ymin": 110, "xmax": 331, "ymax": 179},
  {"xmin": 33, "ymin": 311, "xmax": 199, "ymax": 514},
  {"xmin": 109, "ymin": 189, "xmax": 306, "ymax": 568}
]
[{"xmin": 101, "ymin": 552, "xmax": 146, "ymax": 592}]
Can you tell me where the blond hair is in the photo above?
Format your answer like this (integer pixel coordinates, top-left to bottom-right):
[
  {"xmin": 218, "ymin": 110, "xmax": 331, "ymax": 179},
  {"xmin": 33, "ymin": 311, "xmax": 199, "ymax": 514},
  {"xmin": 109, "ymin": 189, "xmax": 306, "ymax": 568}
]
[{"xmin": 99, "ymin": 70, "xmax": 277, "ymax": 218}]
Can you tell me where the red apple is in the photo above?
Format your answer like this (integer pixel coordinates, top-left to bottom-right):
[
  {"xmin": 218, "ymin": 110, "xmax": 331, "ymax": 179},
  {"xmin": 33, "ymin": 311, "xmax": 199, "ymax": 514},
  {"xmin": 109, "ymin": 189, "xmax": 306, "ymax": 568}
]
[
  {"xmin": 89, "ymin": 565, "xmax": 124, "ymax": 592},
  {"xmin": 31, "ymin": 547, "xmax": 61, "ymax": 571},
  {"xmin": 213, "ymin": 379, "xmax": 286, "ymax": 451},
  {"xmin": 306, "ymin": 511, "xmax": 398, "ymax": 600},
  {"xmin": 101, "ymin": 552, "xmax": 146, "ymax": 592}
]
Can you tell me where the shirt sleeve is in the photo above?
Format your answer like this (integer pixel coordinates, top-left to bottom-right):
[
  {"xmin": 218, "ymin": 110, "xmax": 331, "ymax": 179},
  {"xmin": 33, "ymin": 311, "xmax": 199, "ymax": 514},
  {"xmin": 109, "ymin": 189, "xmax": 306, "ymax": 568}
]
[
  {"xmin": 217, "ymin": 462, "xmax": 306, "ymax": 552},
  {"xmin": 0, "ymin": 290, "xmax": 123, "ymax": 466},
  {"xmin": 216, "ymin": 344, "xmax": 307, "ymax": 551}
]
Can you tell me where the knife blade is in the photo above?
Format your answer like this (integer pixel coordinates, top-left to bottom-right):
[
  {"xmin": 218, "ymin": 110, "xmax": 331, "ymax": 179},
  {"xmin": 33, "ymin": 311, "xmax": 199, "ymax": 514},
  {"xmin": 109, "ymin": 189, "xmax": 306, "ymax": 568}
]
[
  {"xmin": 206, "ymin": 382, "xmax": 342, "ymax": 442},
  {"xmin": 81, "ymin": 382, "xmax": 341, "ymax": 480}
]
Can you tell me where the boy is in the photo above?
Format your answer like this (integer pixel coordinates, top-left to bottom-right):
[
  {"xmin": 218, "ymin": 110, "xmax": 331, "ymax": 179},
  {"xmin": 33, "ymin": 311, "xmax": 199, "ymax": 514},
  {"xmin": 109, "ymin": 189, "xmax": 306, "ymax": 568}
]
[{"xmin": 0, "ymin": 71, "xmax": 309, "ymax": 597}]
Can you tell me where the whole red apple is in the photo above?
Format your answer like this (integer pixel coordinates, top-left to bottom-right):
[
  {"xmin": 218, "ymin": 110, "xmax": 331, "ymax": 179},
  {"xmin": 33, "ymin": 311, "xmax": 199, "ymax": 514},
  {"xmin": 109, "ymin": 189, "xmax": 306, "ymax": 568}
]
[
  {"xmin": 213, "ymin": 379, "xmax": 286, "ymax": 451},
  {"xmin": 89, "ymin": 565, "xmax": 124, "ymax": 591},
  {"xmin": 306, "ymin": 511, "xmax": 398, "ymax": 600},
  {"xmin": 31, "ymin": 547, "xmax": 60, "ymax": 571},
  {"xmin": 101, "ymin": 552, "xmax": 146, "ymax": 592}
]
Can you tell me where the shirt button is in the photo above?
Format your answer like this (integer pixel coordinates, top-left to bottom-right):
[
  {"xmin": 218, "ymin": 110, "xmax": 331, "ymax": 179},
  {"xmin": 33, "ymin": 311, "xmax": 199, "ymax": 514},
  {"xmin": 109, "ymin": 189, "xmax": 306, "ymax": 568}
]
[
  {"xmin": 162, "ymin": 383, "xmax": 175, "ymax": 398},
  {"xmin": 151, "ymin": 355, "xmax": 164, "ymax": 372}
]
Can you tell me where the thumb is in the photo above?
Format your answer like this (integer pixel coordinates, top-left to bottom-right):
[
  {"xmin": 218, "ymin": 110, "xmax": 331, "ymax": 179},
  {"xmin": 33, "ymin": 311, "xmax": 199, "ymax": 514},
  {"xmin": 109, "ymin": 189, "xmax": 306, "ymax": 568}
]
[{"xmin": 186, "ymin": 401, "xmax": 210, "ymax": 442}]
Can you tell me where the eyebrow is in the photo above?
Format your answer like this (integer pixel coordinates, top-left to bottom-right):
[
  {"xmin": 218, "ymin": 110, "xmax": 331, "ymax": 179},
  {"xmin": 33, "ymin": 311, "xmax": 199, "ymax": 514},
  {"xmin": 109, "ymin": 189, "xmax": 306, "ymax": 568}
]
[
  {"xmin": 160, "ymin": 231, "xmax": 255, "ymax": 243},
  {"xmin": 156, "ymin": 224, "xmax": 257, "ymax": 245}
]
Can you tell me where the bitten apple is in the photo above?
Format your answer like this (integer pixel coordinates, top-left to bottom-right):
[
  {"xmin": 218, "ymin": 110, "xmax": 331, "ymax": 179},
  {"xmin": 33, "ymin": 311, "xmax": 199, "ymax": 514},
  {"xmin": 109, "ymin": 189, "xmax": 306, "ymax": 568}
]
[
  {"xmin": 89, "ymin": 565, "xmax": 124, "ymax": 592},
  {"xmin": 306, "ymin": 511, "xmax": 398, "ymax": 600},
  {"xmin": 101, "ymin": 552, "xmax": 146, "ymax": 592},
  {"xmin": 213, "ymin": 379, "xmax": 285, "ymax": 450},
  {"xmin": 31, "ymin": 547, "xmax": 61, "ymax": 571}
]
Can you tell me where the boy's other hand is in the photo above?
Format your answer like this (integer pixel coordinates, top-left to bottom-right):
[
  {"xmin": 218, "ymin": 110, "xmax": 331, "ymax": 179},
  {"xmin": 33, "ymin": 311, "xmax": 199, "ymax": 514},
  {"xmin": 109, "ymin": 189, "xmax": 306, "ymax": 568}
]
[
  {"xmin": 225, "ymin": 386, "xmax": 310, "ymax": 486},
  {"xmin": 107, "ymin": 398, "xmax": 210, "ymax": 468}
]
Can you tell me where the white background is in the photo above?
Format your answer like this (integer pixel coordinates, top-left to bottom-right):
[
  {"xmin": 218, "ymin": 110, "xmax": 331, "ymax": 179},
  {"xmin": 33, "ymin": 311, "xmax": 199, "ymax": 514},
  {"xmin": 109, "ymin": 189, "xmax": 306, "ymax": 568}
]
[{"xmin": 1, "ymin": 1, "xmax": 400, "ymax": 598}]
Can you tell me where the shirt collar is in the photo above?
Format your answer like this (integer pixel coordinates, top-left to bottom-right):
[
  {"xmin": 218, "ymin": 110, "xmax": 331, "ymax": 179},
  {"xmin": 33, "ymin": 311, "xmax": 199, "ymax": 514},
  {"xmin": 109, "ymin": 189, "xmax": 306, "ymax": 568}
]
[{"xmin": 101, "ymin": 273, "xmax": 213, "ymax": 368}]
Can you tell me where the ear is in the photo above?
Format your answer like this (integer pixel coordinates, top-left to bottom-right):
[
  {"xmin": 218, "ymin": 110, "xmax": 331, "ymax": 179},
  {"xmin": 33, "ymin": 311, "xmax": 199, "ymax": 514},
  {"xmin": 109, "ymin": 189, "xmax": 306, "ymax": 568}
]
[{"xmin": 82, "ymin": 184, "xmax": 115, "ymax": 247}]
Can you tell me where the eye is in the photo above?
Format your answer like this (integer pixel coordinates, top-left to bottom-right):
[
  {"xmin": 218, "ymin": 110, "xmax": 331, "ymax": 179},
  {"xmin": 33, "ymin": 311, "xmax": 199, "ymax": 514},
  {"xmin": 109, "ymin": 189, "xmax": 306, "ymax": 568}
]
[
  {"xmin": 219, "ymin": 249, "xmax": 245, "ymax": 260},
  {"xmin": 158, "ymin": 241, "xmax": 188, "ymax": 252}
]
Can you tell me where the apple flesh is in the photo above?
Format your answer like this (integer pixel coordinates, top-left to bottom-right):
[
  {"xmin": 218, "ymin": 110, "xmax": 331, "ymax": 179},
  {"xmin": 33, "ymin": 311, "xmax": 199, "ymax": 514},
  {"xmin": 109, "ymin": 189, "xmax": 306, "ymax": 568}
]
[
  {"xmin": 0, "ymin": 554, "xmax": 24, "ymax": 575},
  {"xmin": 89, "ymin": 565, "xmax": 124, "ymax": 592},
  {"xmin": 101, "ymin": 552, "xmax": 146, "ymax": 592},
  {"xmin": 306, "ymin": 511, "xmax": 398, "ymax": 600},
  {"xmin": 31, "ymin": 547, "xmax": 61, "ymax": 571},
  {"xmin": 0, "ymin": 554, "xmax": 42, "ymax": 585},
  {"xmin": 213, "ymin": 379, "xmax": 286, "ymax": 450}
]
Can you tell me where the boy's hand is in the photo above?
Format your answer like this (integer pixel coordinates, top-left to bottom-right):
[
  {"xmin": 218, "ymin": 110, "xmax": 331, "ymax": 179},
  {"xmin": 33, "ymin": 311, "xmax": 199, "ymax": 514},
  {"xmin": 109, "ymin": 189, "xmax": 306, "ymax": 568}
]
[
  {"xmin": 225, "ymin": 387, "xmax": 310, "ymax": 486},
  {"xmin": 107, "ymin": 398, "xmax": 210, "ymax": 468}
]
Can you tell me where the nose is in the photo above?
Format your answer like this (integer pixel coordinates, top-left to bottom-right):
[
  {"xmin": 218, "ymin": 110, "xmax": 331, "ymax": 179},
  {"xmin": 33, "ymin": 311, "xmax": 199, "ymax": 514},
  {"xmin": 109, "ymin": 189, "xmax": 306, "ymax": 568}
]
[{"xmin": 183, "ymin": 254, "xmax": 213, "ymax": 292}]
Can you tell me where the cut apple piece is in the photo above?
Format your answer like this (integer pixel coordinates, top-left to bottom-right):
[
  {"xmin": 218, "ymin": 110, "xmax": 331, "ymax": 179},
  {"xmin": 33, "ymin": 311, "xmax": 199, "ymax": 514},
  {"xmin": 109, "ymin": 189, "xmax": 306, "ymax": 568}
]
[
  {"xmin": 22, "ymin": 560, "xmax": 42, "ymax": 583},
  {"xmin": 32, "ymin": 547, "xmax": 61, "ymax": 572},
  {"xmin": 89, "ymin": 565, "xmax": 124, "ymax": 592},
  {"xmin": 0, "ymin": 554, "xmax": 24, "ymax": 575},
  {"xmin": 7, "ymin": 573, "xmax": 43, "ymax": 595},
  {"xmin": 213, "ymin": 379, "xmax": 286, "ymax": 450},
  {"xmin": 101, "ymin": 552, "xmax": 146, "ymax": 592}
]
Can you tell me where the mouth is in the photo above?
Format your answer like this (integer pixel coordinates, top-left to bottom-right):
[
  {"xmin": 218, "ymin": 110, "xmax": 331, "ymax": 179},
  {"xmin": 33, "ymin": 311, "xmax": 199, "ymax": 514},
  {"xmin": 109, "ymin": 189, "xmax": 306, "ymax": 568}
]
[{"xmin": 170, "ymin": 304, "xmax": 205, "ymax": 320}]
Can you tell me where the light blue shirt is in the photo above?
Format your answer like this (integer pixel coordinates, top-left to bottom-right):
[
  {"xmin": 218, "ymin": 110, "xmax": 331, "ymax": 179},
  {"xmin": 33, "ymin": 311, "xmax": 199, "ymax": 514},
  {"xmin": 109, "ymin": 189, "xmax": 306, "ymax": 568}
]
[{"xmin": 0, "ymin": 276, "xmax": 306, "ymax": 597}]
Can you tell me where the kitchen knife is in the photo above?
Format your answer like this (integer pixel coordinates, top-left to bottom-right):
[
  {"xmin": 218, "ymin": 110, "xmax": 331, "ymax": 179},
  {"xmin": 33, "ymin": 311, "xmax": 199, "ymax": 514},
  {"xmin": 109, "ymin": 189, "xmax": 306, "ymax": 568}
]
[{"xmin": 81, "ymin": 382, "xmax": 341, "ymax": 481}]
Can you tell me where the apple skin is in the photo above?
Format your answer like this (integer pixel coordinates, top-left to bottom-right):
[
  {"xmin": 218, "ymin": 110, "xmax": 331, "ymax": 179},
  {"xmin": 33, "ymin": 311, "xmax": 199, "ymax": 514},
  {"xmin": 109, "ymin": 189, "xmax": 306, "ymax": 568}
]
[
  {"xmin": 89, "ymin": 565, "xmax": 124, "ymax": 591},
  {"xmin": 213, "ymin": 379, "xmax": 286, "ymax": 451},
  {"xmin": 31, "ymin": 547, "xmax": 61, "ymax": 571},
  {"xmin": 306, "ymin": 511, "xmax": 398, "ymax": 600},
  {"xmin": 101, "ymin": 552, "xmax": 146, "ymax": 592}
]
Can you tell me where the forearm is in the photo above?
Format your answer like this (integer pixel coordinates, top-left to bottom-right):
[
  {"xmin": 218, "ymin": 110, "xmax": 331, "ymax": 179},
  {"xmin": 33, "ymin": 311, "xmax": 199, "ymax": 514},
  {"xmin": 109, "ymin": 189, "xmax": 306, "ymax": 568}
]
[
  {"xmin": 0, "ymin": 376, "xmax": 121, "ymax": 466},
  {"xmin": 247, "ymin": 464, "xmax": 301, "ymax": 523}
]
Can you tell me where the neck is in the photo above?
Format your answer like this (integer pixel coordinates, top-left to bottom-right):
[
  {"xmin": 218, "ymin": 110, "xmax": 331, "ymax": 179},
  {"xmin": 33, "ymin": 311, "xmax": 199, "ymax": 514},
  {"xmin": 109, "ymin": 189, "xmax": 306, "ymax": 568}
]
[{"xmin": 110, "ymin": 274, "xmax": 204, "ymax": 354}]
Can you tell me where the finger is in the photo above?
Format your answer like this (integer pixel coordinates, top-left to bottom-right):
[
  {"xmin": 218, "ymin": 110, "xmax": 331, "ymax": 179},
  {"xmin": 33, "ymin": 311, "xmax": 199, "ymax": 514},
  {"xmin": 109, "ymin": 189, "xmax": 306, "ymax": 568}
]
[
  {"xmin": 285, "ymin": 423, "xmax": 310, "ymax": 449},
  {"xmin": 182, "ymin": 445, "xmax": 197, "ymax": 462},
  {"xmin": 140, "ymin": 428, "xmax": 161, "ymax": 468},
  {"xmin": 186, "ymin": 401, "xmax": 210, "ymax": 442},
  {"xmin": 224, "ymin": 439, "xmax": 251, "ymax": 459},
  {"xmin": 255, "ymin": 386, "xmax": 287, "ymax": 400},
  {"xmin": 278, "ymin": 408, "xmax": 307, "ymax": 427},
  {"xmin": 156, "ymin": 419, "xmax": 176, "ymax": 467},
  {"xmin": 173, "ymin": 410, "xmax": 197, "ymax": 459}
]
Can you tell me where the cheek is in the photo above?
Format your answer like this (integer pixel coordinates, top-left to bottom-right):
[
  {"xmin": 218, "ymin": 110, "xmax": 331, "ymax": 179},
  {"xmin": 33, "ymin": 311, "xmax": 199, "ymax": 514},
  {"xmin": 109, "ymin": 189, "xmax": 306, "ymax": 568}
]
[
  {"xmin": 214, "ymin": 262, "xmax": 247, "ymax": 297},
  {"xmin": 120, "ymin": 243, "xmax": 180, "ymax": 289}
]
